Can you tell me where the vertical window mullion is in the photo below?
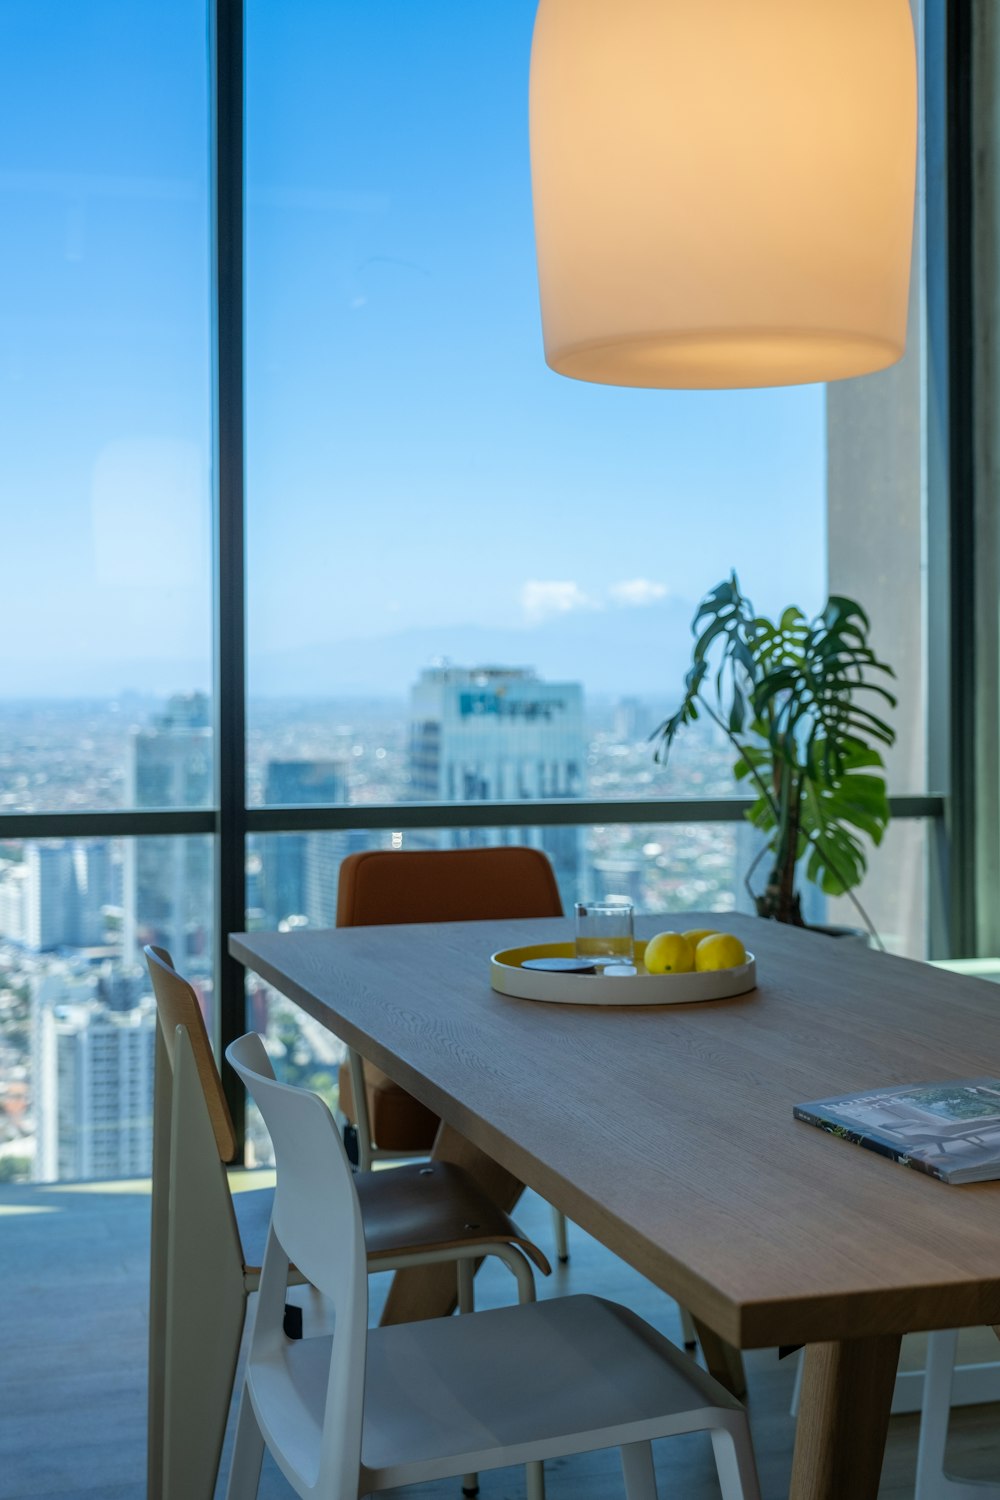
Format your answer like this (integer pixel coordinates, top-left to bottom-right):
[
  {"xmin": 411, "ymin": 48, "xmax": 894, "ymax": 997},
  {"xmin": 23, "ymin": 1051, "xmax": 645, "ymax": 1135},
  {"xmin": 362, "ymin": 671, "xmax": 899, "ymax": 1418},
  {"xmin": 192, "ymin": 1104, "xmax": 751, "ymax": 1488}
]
[{"xmin": 212, "ymin": 0, "xmax": 247, "ymax": 1149}]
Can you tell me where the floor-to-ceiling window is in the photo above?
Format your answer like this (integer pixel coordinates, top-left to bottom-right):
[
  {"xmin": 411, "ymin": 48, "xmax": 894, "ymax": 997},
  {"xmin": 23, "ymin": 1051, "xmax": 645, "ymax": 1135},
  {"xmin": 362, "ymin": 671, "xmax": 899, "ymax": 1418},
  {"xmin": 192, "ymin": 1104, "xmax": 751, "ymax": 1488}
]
[
  {"xmin": 0, "ymin": 0, "xmax": 214, "ymax": 1181},
  {"xmin": 1, "ymin": 0, "xmax": 948, "ymax": 1181}
]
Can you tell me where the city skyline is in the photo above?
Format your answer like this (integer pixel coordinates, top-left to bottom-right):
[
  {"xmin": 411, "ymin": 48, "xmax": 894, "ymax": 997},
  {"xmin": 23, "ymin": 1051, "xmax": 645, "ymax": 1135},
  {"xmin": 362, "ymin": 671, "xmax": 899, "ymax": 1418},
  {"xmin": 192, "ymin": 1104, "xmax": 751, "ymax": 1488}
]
[
  {"xmin": 0, "ymin": 674, "xmax": 745, "ymax": 1184},
  {"xmin": 2, "ymin": 0, "xmax": 826, "ymax": 702}
]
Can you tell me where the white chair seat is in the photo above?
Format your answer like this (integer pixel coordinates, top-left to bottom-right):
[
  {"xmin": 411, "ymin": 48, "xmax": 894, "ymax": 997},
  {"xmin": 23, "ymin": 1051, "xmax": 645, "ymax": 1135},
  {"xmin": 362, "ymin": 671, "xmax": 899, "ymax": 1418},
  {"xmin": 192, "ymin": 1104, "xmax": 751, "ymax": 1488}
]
[
  {"xmin": 359, "ymin": 1295, "xmax": 746, "ymax": 1488},
  {"xmin": 256, "ymin": 1293, "xmax": 751, "ymax": 1494}
]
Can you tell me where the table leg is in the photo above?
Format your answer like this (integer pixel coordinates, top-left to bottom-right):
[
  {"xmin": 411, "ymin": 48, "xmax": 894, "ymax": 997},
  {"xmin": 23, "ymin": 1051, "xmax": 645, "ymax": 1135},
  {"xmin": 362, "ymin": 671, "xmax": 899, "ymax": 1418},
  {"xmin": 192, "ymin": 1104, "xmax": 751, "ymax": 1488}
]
[
  {"xmin": 379, "ymin": 1122, "xmax": 526, "ymax": 1325},
  {"xmin": 691, "ymin": 1316, "xmax": 747, "ymax": 1399},
  {"xmin": 790, "ymin": 1334, "xmax": 902, "ymax": 1500}
]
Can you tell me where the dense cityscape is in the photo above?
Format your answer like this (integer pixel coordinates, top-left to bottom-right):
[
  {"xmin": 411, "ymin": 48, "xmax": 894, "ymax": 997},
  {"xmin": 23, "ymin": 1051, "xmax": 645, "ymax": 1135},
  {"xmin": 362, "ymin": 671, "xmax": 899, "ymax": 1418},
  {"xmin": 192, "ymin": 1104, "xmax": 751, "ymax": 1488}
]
[{"xmin": 0, "ymin": 668, "xmax": 745, "ymax": 1184}]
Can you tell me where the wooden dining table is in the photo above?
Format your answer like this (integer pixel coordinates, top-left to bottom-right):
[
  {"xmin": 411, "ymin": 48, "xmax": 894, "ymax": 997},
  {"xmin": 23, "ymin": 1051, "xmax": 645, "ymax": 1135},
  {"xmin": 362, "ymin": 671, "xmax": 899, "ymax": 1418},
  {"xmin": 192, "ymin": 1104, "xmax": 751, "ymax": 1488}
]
[{"xmin": 230, "ymin": 910, "xmax": 1000, "ymax": 1500}]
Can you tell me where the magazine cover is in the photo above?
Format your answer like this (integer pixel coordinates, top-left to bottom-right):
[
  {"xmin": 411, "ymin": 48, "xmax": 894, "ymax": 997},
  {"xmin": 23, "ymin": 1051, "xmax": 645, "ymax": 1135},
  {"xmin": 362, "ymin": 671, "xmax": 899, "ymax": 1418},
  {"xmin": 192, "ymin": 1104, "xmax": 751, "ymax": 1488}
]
[{"xmin": 793, "ymin": 1078, "xmax": 1000, "ymax": 1184}]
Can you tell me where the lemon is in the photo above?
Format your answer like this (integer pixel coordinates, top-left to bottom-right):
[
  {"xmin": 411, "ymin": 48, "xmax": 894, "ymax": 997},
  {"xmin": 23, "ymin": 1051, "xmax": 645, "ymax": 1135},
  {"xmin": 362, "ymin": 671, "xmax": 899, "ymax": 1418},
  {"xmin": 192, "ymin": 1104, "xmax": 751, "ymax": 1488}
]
[
  {"xmin": 644, "ymin": 931, "xmax": 695, "ymax": 974},
  {"xmin": 694, "ymin": 932, "xmax": 747, "ymax": 972},
  {"xmin": 682, "ymin": 927, "xmax": 718, "ymax": 948}
]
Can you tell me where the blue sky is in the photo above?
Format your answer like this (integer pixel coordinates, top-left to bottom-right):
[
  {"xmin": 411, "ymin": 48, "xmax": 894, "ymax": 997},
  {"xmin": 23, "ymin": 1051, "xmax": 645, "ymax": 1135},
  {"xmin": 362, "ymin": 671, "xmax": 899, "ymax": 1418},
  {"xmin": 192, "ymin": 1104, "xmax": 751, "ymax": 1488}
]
[{"xmin": 0, "ymin": 0, "xmax": 825, "ymax": 698}]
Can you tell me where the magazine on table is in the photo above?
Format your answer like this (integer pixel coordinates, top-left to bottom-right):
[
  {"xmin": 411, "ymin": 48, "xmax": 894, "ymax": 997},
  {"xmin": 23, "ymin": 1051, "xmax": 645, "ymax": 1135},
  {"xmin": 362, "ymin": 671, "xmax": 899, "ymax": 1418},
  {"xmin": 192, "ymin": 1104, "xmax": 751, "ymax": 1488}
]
[{"xmin": 793, "ymin": 1078, "xmax": 1000, "ymax": 1184}]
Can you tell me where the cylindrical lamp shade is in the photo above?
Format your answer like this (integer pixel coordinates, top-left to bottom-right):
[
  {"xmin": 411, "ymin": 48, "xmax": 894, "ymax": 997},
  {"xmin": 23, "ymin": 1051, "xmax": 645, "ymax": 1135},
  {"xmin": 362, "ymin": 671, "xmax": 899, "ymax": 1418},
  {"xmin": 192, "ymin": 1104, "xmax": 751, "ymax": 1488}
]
[{"xmin": 530, "ymin": 0, "xmax": 917, "ymax": 389}]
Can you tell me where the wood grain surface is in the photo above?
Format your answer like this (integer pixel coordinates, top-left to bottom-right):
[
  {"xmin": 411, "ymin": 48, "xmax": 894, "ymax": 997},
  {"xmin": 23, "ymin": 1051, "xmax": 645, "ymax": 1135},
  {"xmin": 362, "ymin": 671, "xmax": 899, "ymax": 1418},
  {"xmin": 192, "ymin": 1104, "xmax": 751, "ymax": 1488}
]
[{"xmin": 231, "ymin": 913, "xmax": 1000, "ymax": 1350}]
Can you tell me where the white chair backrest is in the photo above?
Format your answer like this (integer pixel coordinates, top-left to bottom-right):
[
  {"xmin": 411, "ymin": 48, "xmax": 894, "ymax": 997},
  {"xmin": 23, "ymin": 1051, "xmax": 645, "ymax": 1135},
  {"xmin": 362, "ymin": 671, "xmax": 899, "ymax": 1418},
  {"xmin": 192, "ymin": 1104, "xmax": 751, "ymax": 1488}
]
[{"xmin": 225, "ymin": 1033, "xmax": 369, "ymax": 1498}]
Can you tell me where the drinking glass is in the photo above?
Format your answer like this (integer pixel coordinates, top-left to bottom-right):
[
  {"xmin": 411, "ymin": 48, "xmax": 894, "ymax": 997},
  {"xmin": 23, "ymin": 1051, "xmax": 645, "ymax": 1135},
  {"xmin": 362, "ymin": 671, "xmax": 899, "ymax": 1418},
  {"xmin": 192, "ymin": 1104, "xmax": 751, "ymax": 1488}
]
[{"xmin": 574, "ymin": 901, "xmax": 634, "ymax": 967}]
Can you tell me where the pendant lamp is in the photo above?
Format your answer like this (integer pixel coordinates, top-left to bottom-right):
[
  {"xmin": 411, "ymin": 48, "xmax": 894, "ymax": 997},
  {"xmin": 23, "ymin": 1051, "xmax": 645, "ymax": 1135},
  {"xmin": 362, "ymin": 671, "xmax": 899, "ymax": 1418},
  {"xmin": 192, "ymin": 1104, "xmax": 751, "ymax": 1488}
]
[{"xmin": 529, "ymin": 0, "xmax": 917, "ymax": 390}]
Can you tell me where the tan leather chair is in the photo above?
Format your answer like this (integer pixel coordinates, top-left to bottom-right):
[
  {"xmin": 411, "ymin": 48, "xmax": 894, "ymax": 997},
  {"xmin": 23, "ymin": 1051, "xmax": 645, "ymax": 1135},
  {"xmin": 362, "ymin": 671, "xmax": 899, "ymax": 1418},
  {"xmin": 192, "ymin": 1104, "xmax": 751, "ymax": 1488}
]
[
  {"xmin": 145, "ymin": 944, "xmax": 549, "ymax": 1500},
  {"xmin": 335, "ymin": 845, "xmax": 571, "ymax": 1260}
]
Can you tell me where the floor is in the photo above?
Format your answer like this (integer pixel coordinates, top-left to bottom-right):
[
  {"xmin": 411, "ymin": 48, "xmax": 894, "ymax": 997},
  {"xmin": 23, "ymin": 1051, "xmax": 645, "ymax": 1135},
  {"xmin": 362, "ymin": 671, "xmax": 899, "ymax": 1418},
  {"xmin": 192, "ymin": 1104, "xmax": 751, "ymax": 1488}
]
[{"xmin": 2, "ymin": 1174, "xmax": 999, "ymax": 1500}]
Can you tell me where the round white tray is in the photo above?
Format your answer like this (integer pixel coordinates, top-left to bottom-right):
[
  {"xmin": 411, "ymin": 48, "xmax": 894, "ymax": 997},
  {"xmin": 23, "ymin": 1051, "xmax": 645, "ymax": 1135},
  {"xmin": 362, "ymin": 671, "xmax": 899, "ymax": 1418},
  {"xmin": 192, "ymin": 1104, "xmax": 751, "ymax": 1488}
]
[{"xmin": 490, "ymin": 940, "xmax": 757, "ymax": 1006}]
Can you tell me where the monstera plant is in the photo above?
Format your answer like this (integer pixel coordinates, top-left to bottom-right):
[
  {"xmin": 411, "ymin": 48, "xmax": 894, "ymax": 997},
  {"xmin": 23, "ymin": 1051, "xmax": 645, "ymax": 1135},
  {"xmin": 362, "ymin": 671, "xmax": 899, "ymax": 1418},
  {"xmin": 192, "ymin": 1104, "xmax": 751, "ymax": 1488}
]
[{"xmin": 654, "ymin": 575, "xmax": 896, "ymax": 935}]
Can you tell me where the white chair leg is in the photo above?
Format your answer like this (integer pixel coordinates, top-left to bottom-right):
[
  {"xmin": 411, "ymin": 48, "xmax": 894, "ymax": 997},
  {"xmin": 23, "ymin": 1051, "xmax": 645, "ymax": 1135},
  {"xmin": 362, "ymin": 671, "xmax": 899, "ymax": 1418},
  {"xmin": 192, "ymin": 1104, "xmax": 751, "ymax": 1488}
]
[
  {"xmin": 916, "ymin": 1328, "xmax": 958, "ymax": 1500},
  {"xmin": 526, "ymin": 1459, "xmax": 547, "ymax": 1500},
  {"xmin": 710, "ymin": 1419, "xmax": 762, "ymax": 1500},
  {"xmin": 224, "ymin": 1390, "xmax": 266, "ymax": 1500},
  {"xmin": 620, "ymin": 1440, "xmax": 658, "ymax": 1500},
  {"xmin": 911, "ymin": 1329, "xmax": 1000, "ymax": 1500},
  {"xmin": 679, "ymin": 1304, "xmax": 698, "ymax": 1350},
  {"xmin": 551, "ymin": 1205, "xmax": 569, "ymax": 1263}
]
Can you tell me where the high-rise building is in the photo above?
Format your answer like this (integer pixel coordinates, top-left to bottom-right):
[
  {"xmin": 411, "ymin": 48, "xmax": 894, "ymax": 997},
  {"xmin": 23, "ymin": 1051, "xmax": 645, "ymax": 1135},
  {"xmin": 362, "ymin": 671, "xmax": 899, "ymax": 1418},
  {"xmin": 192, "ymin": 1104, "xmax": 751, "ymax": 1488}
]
[
  {"xmin": 612, "ymin": 697, "xmax": 650, "ymax": 744},
  {"xmin": 32, "ymin": 962, "xmax": 155, "ymax": 1181},
  {"xmin": 70, "ymin": 841, "xmax": 111, "ymax": 947},
  {"xmin": 408, "ymin": 666, "xmax": 585, "ymax": 903},
  {"xmin": 0, "ymin": 861, "xmax": 27, "ymax": 944},
  {"xmin": 123, "ymin": 694, "xmax": 212, "ymax": 969},
  {"xmin": 23, "ymin": 841, "xmax": 111, "ymax": 952},
  {"xmin": 303, "ymin": 830, "xmax": 371, "ymax": 930},
  {"xmin": 24, "ymin": 846, "xmax": 66, "ymax": 951},
  {"xmin": 263, "ymin": 760, "xmax": 348, "ymax": 927}
]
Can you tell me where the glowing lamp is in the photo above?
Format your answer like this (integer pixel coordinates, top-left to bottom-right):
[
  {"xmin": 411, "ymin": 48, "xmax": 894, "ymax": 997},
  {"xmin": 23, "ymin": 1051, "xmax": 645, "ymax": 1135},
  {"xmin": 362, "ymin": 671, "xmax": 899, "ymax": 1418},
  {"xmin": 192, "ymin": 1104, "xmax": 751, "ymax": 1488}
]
[{"xmin": 529, "ymin": 0, "xmax": 917, "ymax": 389}]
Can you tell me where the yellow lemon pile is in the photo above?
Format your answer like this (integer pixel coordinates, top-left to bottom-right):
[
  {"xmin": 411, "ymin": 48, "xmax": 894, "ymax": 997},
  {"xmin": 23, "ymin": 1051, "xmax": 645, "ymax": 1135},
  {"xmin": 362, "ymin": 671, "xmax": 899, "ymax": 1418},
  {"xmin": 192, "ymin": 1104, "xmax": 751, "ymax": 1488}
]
[{"xmin": 642, "ymin": 927, "xmax": 747, "ymax": 975}]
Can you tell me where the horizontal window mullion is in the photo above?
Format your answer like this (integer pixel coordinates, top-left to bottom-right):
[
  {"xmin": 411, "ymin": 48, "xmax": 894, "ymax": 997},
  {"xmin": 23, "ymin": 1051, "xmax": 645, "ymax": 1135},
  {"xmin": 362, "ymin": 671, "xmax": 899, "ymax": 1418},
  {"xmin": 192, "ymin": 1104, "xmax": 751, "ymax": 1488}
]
[
  {"xmin": 247, "ymin": 793, "xmax": 945, "ymax": 835},
  {"xmin": 887, "ymin": 795, "xmax": 947, "ymax": 820},
  {"xmin": 248, "ymin": 798, "xmax": 754, "ymax": 832},
  {"xmin": 0, "ymin": 793, "xmax": 945, "ymax": 841},
  {"xmin": 0, "ymin": 810, "xmax": 216, "ymax": 839}
]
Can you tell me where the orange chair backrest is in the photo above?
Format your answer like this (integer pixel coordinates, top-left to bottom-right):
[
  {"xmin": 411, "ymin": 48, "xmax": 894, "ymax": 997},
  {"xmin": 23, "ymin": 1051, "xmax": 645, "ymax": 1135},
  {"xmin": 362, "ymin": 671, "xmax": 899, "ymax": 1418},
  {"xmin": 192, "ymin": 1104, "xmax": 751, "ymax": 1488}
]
[
  {"xmin": 336, "ymin": 846, "xmax": 564, "ymax": 927},
  {"xmin": 145, "ymin": 944, "xmax": 238, "ymax": 1163}
]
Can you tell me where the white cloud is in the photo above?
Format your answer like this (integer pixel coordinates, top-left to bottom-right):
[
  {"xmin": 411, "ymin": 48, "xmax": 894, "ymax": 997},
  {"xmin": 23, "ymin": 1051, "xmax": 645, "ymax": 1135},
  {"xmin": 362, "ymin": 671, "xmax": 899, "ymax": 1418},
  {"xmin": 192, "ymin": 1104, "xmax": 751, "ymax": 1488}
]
[
  {"xmin": 520, "ymin": 580, "xmax": 598, "ymax": 623},
  {"xmin": 609, "ymin": 578, "xmax": 668, "ymax": 607}
]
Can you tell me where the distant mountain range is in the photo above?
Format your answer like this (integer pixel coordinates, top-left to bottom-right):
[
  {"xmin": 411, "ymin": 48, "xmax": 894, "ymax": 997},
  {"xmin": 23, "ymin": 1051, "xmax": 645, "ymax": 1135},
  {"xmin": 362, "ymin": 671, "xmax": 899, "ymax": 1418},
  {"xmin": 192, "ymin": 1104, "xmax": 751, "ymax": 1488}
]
[
  {"xmin": 252, "ymin": 595, "xmax": 699, "ymax": 698},
  {"xmin": 4, "ymin": 596, "xmax": 701, "ymax": 700}
]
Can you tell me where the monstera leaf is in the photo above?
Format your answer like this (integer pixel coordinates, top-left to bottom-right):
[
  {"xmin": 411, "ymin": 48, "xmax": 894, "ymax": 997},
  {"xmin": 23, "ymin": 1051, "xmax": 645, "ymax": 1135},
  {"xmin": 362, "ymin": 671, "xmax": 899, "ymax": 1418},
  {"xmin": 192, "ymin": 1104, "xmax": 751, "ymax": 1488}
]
[
  {"xmin": 752, "ymin": 598, "xmax": 895, "ymax": 783},
  {"xmin": 801, "ymin": 744, "xmax": 892, "ymax": 895},
  {"xmin": 656, "ymin": 577, "xmax": 760, "ymax": 756}
]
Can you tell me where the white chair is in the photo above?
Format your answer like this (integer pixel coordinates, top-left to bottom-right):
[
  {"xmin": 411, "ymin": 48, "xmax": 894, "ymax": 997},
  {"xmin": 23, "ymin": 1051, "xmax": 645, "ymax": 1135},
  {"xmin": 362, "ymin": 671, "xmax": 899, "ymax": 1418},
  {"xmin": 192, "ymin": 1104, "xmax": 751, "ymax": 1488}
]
[
  {"xmin": 915, "ymin": 1328, "xmax": 1000, "ymax": 1500},
  {"xmin": 146, "ymin": 947, "xmax": 549, "ymax": 1500},
  {"xmin": 225, "ymin": 1030, "xmax": 762, "ymax": 1500}
]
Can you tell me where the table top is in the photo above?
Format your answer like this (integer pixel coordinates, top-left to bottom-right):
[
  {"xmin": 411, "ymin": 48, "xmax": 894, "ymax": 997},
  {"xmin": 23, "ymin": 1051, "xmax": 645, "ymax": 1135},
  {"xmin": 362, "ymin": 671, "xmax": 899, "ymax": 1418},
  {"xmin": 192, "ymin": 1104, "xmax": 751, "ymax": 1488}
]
[{"xmin": 231, "ymin": 912, "xmax": 1000, "ymax": 1349}]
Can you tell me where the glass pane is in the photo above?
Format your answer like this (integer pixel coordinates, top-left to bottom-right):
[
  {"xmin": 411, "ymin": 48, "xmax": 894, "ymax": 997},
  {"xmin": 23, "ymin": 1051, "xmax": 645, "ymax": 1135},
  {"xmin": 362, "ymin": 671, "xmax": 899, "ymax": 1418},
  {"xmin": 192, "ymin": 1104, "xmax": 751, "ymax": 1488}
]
[
  {"xmin": 831, "ymin": 821, "xmax": 929, "ymax": 962},
  {"xmin": 243, "ymin": 2, "xmax": 936, "ymax": 961},
  {"xmin": 249, "ymin": 822, "xmax": 742, "ymax": 931},
  {"xmin": 0, "ymin": 835, "xmax": 214, "ymax": 1183},
  {"xmin": 0, "ymin": 1, "xmax": 212, "ymax": 812},
  {"xmin": 245, "ymin": 2, "xmax": 824, "ymax": 802}
]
